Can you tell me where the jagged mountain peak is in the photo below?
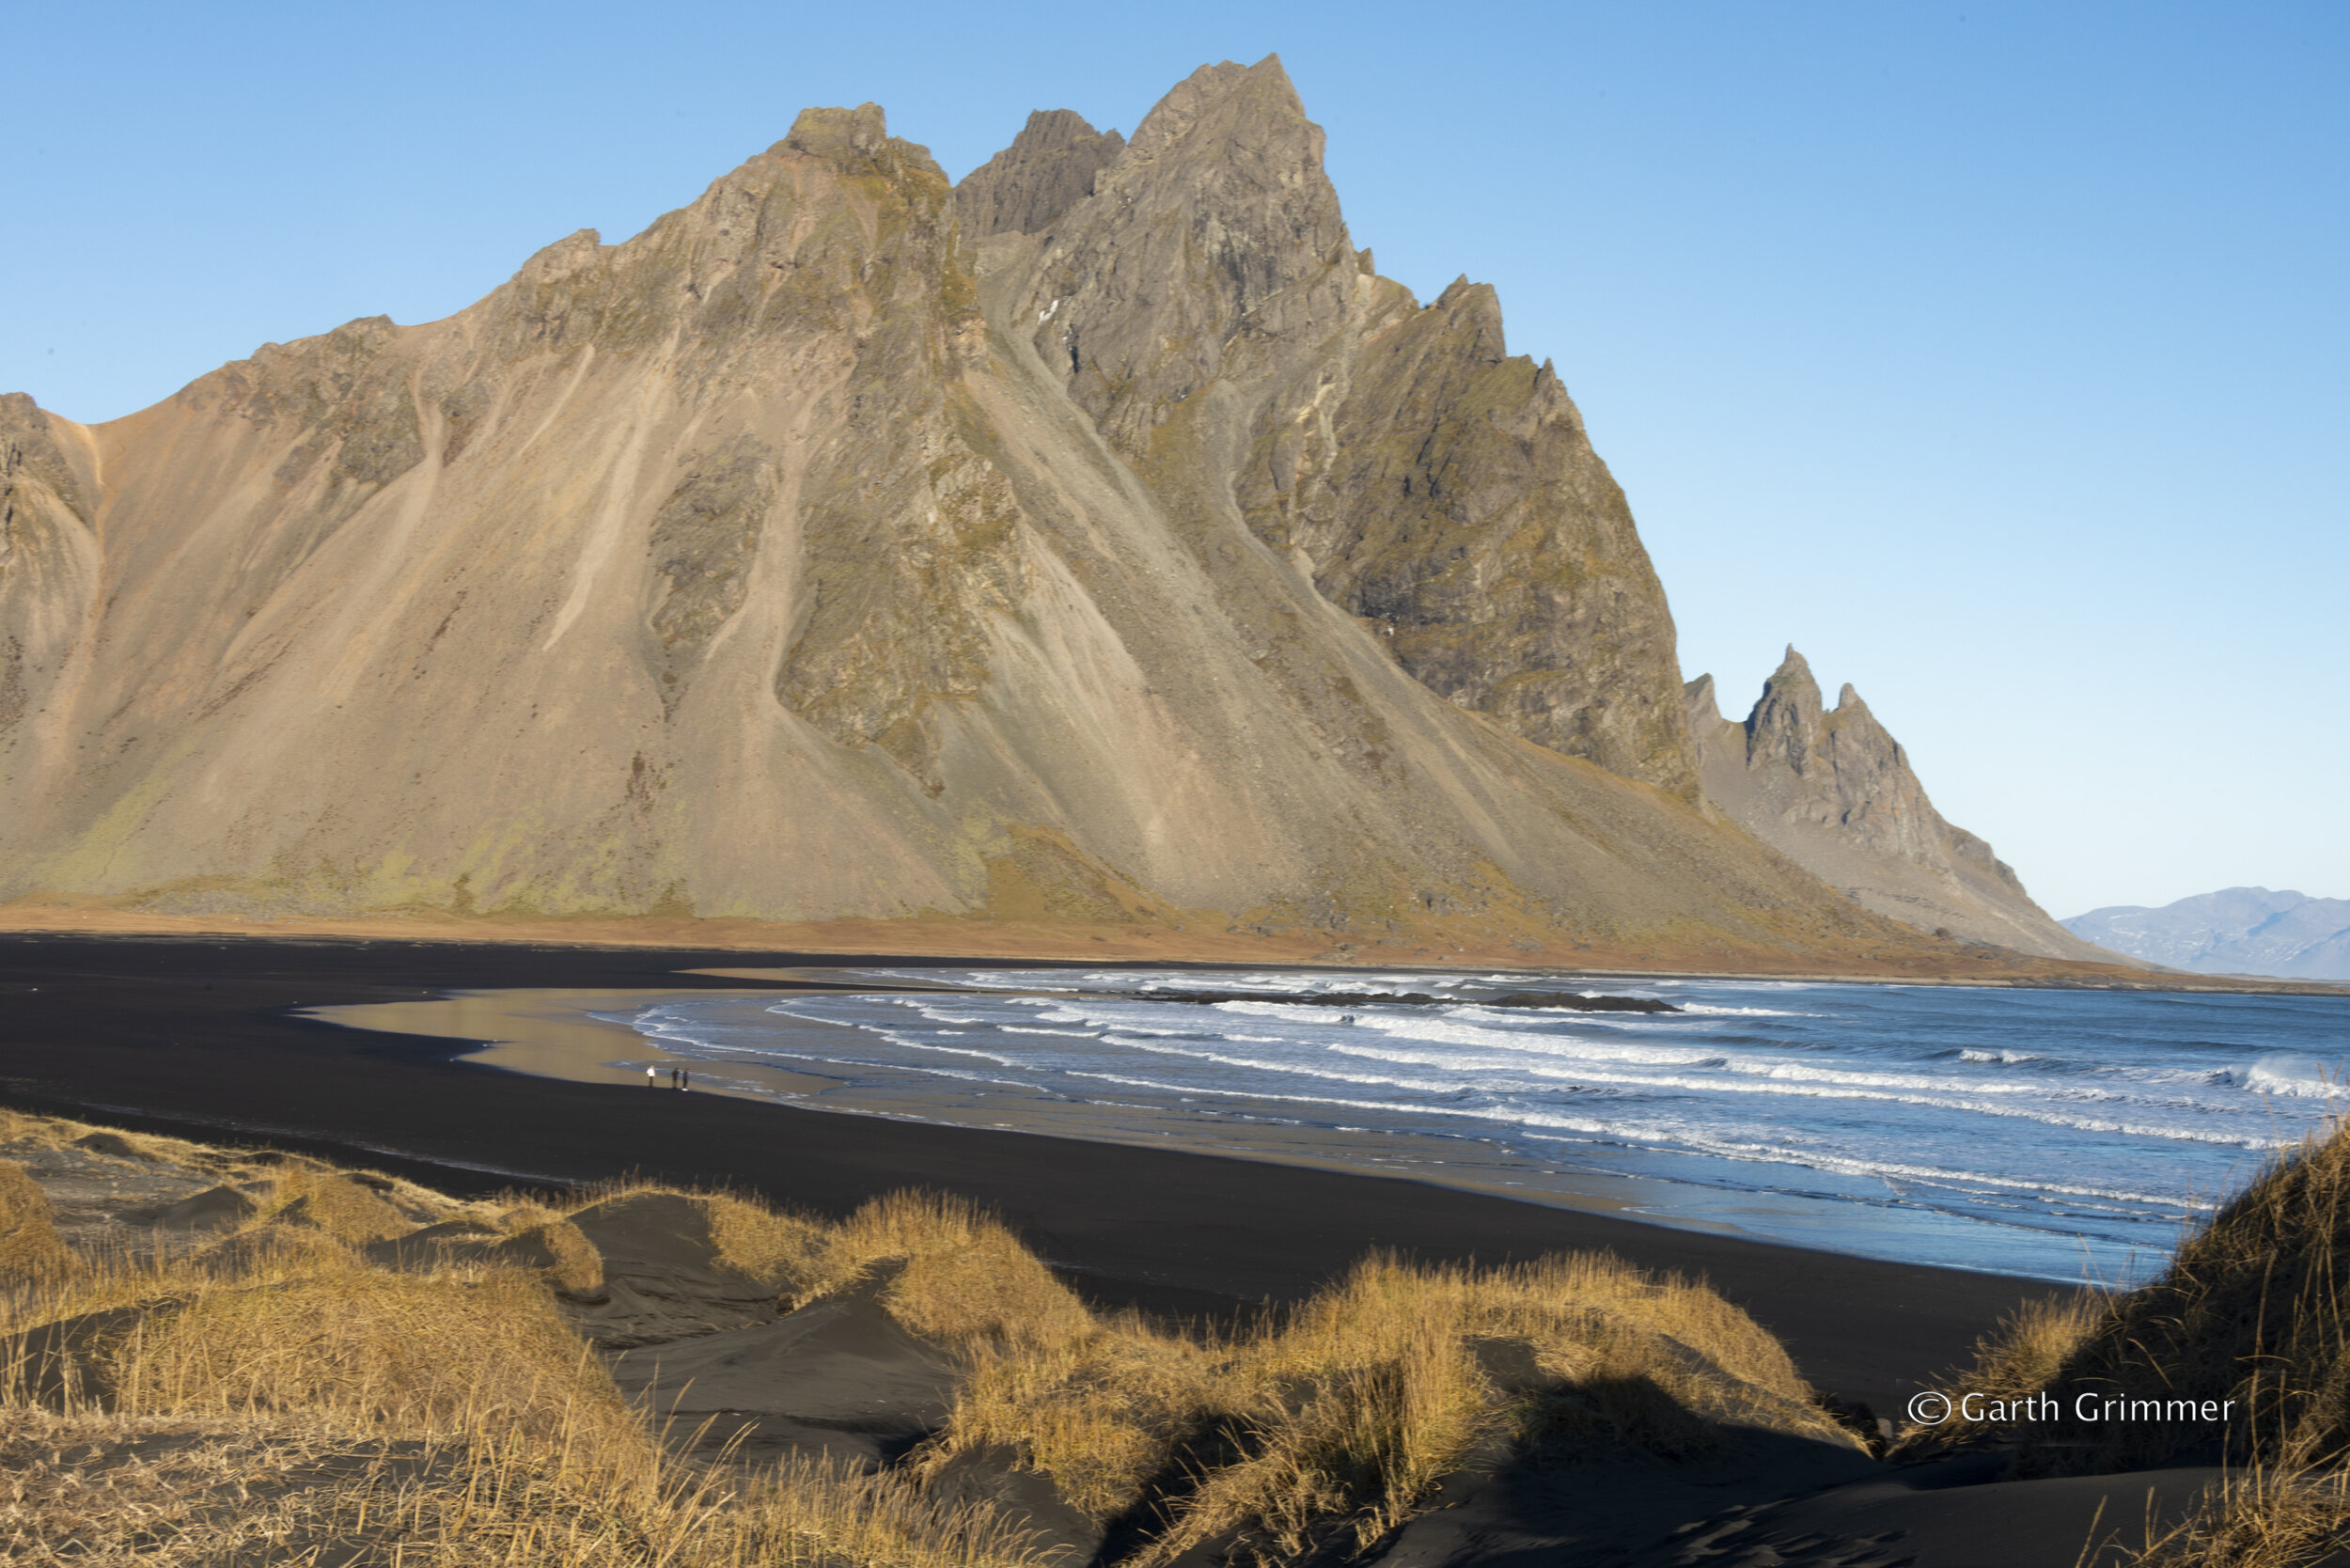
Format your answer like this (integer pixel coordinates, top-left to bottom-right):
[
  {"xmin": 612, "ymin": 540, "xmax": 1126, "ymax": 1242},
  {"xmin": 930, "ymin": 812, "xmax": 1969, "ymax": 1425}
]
[
  {"xmin": 1684, "ymin": 673, "xmax": 1722, "ymax": 726},
  {"xmin": 1121, "ymin": 55, "xmax": 1302, "ymax": 162},
  {"xmin": 954, "ymin": 109, "xmax": 1125, "ymax": 240},
  {"xmin": 1429, "ymin": 276, "xmax": 1509, "ymax": 355},
  {"xmin": 1688, "ymin": 654, "xmax": 2115, "ymax": 961},
  {"xmin": 513, "ymin": 227, "xmax": 605, "ymax": 285},
  {"xmin": 1014, "ymin": 106, "xmax": 1111, "ymax": 143},
  {"xmin": 1769, "ymin": 644, "xmax": 1815, "ymax": 683},
  {"xmin": 1034, "ymin": 54, "xmax": 1352, "ymax": 364},
  {"xmin": 785, "ymin": 102, "xmax": 891, "ymax": 158},
  {"xmin": 1746, "ymin": 647, "xmax": 1826, "ymax": 773}
]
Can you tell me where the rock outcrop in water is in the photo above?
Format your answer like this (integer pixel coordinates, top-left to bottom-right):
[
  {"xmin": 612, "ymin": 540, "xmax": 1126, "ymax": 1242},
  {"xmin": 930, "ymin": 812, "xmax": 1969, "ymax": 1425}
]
[
  {"xmin": 1686, "ymin": 651, "xmax": 2116, "ymax": 961},
  {"xmin": 0, "ymin": 58, "xmax": 2002, "ymax": 964}
]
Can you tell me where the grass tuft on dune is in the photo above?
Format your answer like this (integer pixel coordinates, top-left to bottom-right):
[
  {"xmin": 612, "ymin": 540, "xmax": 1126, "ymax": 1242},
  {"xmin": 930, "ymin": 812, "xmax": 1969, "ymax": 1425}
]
[
  {"xmin": 0, "ymin": 1160, "xmax": 75, "ymax": 1282},
  {"xmin": 1, "ymin": 1120, "xmax": 1054, "ymax": 1567},
  {"xmin": 929, "ymin": 1249, "xmax": 1856, "ymax": 1561},
  {"xmin": 1, "ymin": 1108, "xmax": 1855, "ymax": 1566},
  {"xmin": 1918, "ymin": 1121, "xmax": 2350, "ymax": 1475},
  {"xmin": 1907, "ymin": 1119, "xmax": 2350, "ymax": 1566}
]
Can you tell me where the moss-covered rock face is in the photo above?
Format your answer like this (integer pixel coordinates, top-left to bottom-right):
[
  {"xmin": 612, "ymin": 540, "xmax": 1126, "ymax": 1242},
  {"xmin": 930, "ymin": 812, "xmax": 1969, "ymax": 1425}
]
[
  {"xmin": 647, "ymin": 437, "xmax": 776, "ymax": 654},
  {"xmin": 1248, "ymin": 282, "xmax": 1696, "ymax": 798},
  {"xmin": 0, "ymin": 65, "xmax": 1961, "ymax": 964}
]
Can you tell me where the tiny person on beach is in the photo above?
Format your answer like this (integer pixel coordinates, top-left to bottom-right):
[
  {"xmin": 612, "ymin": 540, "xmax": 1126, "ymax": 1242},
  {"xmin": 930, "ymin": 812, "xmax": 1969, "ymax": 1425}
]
[{"xmin": 646, "ymin": 1065, "xmax": 656, "ymax": 1087}]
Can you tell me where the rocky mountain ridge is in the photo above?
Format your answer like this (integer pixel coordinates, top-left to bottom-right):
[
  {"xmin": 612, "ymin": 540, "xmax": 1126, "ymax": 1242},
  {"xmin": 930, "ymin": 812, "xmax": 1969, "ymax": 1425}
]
[
  {"xmin": 0, "ymin": 57, "xmax": 2053, "ymax": 968},
  {"xmin": 986, "ymin": 64, "xmax": 1697, "ymax": 795},
  {"xmin": 1686, "ymin": 650, "xmax": 2115, "ymax": 961}
]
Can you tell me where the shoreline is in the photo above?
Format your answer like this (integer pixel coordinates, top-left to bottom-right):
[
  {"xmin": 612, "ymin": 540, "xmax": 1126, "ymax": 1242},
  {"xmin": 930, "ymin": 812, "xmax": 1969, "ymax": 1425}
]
[
  {"xmin": 0, "ymin": 930, "xmax": 2087, "ymax": 1413},
  {"xmin": 309, "ymin": 982, "xmax": 1750, "ymax": 1237},
  {"xmin": 4, "ymin": 902, "xmax": 2341, "ymax": 996},
  {"xmin": 306, "ymin": 979, "xmax": 2166, "ymax": 1284}
]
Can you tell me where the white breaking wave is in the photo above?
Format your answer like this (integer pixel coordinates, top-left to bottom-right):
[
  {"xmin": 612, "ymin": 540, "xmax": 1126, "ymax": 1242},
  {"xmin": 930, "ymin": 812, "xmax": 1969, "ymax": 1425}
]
[
  {"xmin": 604, "ymin": 967, "xmax": 2350, "ymax": 1279},
  {"xmin": 1673, "ymin": 1003, "xmax": 1819, "ymax": 1017},
  {"xmin": 2242, "ymin": 1054, "xmax": 2348, "ymax": 1098}
]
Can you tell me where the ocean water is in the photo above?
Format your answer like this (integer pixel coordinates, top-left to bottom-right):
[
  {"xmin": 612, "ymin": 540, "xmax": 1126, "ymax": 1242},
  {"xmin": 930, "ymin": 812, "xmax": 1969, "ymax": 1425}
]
[{"xmin": 599, "ymin": 969, "xmax": 2350, "ymax": 1282}]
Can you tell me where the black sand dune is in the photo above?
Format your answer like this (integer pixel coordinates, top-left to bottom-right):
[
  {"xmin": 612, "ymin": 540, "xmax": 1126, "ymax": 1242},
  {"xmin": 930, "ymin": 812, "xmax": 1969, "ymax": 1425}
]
[
  {"xmin": 609, "ymin": 1277, "xmax": 959, "ymax": 1468},
  {"xmin": 1641, "ymin": 1453, "xmax": 2230, "ymax": 1568},
  {"xmin": 564, "ymin": 1191, "xmax": 787, "ymax": 1346}
]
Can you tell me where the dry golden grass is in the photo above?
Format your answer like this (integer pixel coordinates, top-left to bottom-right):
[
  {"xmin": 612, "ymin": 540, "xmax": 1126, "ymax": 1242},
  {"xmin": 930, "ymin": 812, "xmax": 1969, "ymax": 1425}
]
[
  {"xmin": 1968, "ymin": 1293, "xmax": 2108, "ymax": 1399},
  {"xmin": 2121, "ymin": 1467, "xmax": 2350, "ymax": 1568},
  {"xmin": 1888, "ymin": 1122, "xmax": 2350, "ymax": 1566},
  {"xmin": 0, "ymin": 1228, "xmax": 634, "ymax": 1458},
  {"xmin": 0, "ymin": 1405, "xmax": 1055, "ymax": 1567},
  {"xmin": 467, "ymin": 1199, "xmax": 604, "ymax": 1294},
  {"xmin": 0, "ymin": 1159, "xmax": 1056, "ymax": 1567},
  {"xmin": 579, "ymin": 1180, "xmax": 1095, "ymax": 1350},
  {"xmin": 0, "ymin": 1105, "xmax": 368, "ymax": 1191},
  {"xmin": 257, "ymin": 1166, "xmax": 424, "ymax": 1245},
  {"xmin": 1892, "ymin": 1290, "xmax": 2107, "ymax": 1451},
  {"xmin": 530, "ymin": 1215, "xmax": 608, "ymax": 1298},
  {"xmin": 700, "ymin": 1186, "xmax": 831, "ymax": 1294},
  {"xmin": 1163, "ymin": 1252, "xmax": 1851, "ymax": 1563},
  {"xmin": 938, "ymin": 1310, "xmax": 1227, "ymax": 1520},
  {"xmin": 0, "ymin": 1113, "xmax": 1850, "ymax": 1568},
  {"xmin": 0, "ymin": 1160, "xmax": 74, "ymax": 1283},
  {"xmin": 1147, "ymin": 1301, "xmax": 1485, "ymax": 1564},
  {"xmin": 0, "ymin": 1108, "xmax": 55, "ymax": 1148},
  {"xmin": 929, "ymin": 1249, "xmax": 1856, "ymax": 1562},
  {"xmin": 1904, "ymin": 1121, "xmax": 2350, "ymax": 1479},
  {"xmin": 494, "ymin": 1194, "xmax": 571, "ymax": 1232},
  {"xmin": 0, "ymin": 1107, "xmax": 180, "ymax": 1162},
  {"xmin": 120, "ymin": 1259, "xmax": 626, "ymax": 1439},
  {"xmin": 841, "ymin": 1193, "xmax": 1095, "ymax": 1351}
]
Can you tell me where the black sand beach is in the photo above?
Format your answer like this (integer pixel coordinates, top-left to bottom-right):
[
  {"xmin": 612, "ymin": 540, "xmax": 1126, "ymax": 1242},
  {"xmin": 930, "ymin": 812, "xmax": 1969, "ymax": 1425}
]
[{"xmin": 0, "ymin": 933, "xmax": 2062, "ymax": 1415}]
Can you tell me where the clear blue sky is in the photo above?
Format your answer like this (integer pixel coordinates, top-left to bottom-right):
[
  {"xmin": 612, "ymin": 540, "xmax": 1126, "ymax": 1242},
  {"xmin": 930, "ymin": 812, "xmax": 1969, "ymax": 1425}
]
[{"xmin": 8, "ymin": 1, "xmax": 2342, "ymax": 918}]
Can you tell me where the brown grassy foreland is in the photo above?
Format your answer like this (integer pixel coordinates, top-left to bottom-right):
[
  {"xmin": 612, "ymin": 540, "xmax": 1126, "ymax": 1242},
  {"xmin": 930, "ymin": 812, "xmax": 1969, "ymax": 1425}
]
[{"xmin": 0, "ymin": 1109, "xmax": 1856, "ymax": 1566}]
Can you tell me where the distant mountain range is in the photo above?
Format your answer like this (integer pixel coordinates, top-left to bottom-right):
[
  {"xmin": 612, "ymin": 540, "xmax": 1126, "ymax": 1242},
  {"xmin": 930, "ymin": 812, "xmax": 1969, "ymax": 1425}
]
[{"xmin": 2062, "ymin": 889, "xmax": 2350, "ymax": 980}]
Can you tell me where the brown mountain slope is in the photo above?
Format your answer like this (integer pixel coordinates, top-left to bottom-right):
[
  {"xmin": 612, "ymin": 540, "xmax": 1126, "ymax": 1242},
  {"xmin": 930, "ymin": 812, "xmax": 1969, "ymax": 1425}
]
[
  {"xmin": 0, "ymin": 59, "xmax": 2000, "ymax": 967},
  {"xmin": 1686, "ymin": 651, "xmax": 2125, "ymax": 962}
]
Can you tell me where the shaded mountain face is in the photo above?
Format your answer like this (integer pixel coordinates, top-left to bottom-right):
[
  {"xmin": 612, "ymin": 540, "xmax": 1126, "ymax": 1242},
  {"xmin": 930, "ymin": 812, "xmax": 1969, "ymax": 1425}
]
[
  {"xmin": 0, "ymin": 58, "xmax": 1961, "ymax": 961},
  {"xmin": 2064, "ymin": 889, "xmax": 2350, "ymax": 980},
  {"xmin": 996, "ymin": 64, "xmax": 1699, "ymax": 796},
  {"xmin": 1685, "ymin": 651, "xmax": 2121, "ymax": 962}
]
